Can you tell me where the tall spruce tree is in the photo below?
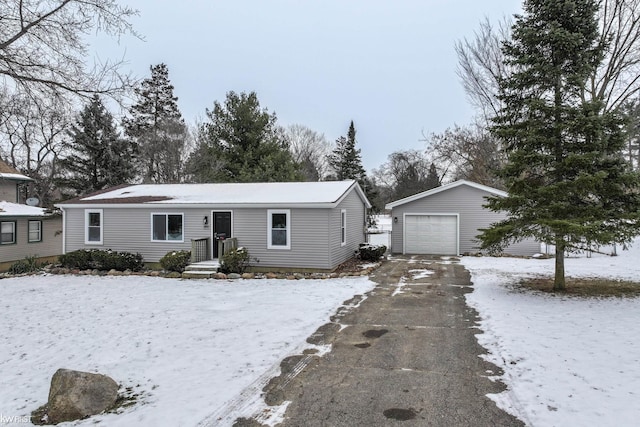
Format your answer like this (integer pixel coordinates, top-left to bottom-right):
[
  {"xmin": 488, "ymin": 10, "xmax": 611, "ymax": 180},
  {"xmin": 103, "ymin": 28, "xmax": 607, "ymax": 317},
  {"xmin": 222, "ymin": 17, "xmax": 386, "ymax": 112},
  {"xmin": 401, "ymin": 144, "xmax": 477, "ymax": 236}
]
[
  {"xmin": 58, "ymin": 95, "xmax": 134, "ymax": 197},
  {"xmin": 187, "ymin": 91, "xmax": 302, "ymax": 182},
  {"xmin": 478, "ymin": 0, "xmax": 640, "ymax": 290},
  {"xmin": 123, "ymin": 63, "xmax": 188, "ymax": 183},
  {"xmin": 328, "ymin": 121, "xmax": 366, "ymax": 182}
]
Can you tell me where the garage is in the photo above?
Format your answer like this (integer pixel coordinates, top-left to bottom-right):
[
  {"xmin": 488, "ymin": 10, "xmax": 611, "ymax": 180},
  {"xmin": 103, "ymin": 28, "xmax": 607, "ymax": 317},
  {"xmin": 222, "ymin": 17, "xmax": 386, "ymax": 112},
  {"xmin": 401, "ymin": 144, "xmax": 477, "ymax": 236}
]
[
  {"xmin": 385, "ymin": 180, "xmax": 540, "ymax": 256},
  {"xmin": 404, "ymin": 214, "xmax": 458, "ymax": 255}
]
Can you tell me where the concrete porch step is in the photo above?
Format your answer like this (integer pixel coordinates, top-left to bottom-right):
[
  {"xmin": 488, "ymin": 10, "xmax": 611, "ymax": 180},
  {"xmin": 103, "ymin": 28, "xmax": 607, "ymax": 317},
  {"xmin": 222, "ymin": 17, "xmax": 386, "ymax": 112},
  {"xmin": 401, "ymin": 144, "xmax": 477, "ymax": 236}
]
[
  {"xmin": 183, "ymin": 260, "xmax": 220, "ymax": 279},
  {"xmin": 182, "ymin": 270, "xmax": 216, "ymax": 279}
]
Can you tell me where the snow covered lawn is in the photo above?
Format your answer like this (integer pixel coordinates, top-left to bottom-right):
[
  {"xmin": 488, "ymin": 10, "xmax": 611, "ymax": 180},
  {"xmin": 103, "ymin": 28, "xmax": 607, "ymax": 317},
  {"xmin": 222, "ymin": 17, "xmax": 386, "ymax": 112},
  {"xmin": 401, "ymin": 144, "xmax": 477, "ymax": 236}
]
[
  {"xmin": 462, "ymin": 238, "xmax": 640, "ymax": 427},
  {"xmin": 0, "ymin": 275, "xmax": 374, "ymax": 426}
]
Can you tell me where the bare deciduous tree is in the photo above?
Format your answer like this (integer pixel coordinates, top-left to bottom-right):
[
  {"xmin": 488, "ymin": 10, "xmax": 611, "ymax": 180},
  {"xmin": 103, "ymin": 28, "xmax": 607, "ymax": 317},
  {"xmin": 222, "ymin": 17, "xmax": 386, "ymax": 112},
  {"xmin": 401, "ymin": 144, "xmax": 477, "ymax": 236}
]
[
  {"xmin": 373, "ymin": 149, "xmax": 440, "ymax": 202},
  {"xmin": 423, "ymin": 123, "xmax": 504, "ymax": 188},
  {"xmin": 0, "ymin": 95, "xmax": 71, "ymax": 205},
  {"xmin": 456, "ymin": 0, "xmax": 640, "ymax": 117},
  {"xmin": 589, "ymin": 0, "xmax": 640, "ymax": 111},
  {"xmin": 455, "ymin": 17, "xmax": 512, "ymax": 123},
  {"xmin": 284, "ymin": 124, "xmax": 332, "ymax": 181},
  {"xmin": 0, "ymin": 0, "xmax": 139, "ymax": 102}
]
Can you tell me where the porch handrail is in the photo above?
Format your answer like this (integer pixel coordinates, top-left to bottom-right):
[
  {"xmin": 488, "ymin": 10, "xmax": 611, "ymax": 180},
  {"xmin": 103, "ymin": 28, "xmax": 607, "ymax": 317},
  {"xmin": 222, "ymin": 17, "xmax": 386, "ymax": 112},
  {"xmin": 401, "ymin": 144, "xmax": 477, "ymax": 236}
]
[
  {"xmin": 218, "ymin": 237, "xmax": 238, "ymax": 258},
  {"xmin": 191, "ymin": 237, "xmax": 210, "ymax": 263}
]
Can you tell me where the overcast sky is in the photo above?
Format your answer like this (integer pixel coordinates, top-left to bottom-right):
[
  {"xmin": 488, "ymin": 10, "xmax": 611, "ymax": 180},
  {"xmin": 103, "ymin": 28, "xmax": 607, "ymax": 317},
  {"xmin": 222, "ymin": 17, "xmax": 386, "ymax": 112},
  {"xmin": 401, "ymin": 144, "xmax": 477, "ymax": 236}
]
[{"xmin": 97, "ymin": 0, "xmax": 522, "ymax": 172}]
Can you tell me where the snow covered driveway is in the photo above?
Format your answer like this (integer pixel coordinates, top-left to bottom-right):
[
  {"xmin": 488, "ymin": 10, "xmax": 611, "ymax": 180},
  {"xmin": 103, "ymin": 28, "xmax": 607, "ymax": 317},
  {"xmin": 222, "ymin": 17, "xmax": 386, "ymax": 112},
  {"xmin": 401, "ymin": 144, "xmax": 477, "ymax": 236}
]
[
  {"xmin": 462, "ymin": 239, "xmax": 640, "ymax": 427},
  {"xmin": 0, "ymin": 275, "xmax": 374, "ymax": 426}
]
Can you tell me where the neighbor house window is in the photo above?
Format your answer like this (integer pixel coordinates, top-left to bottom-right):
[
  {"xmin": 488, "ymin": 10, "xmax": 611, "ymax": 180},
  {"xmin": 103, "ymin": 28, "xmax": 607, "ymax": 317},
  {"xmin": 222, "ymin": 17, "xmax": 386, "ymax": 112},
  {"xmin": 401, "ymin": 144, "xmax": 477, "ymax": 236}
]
[
  {"xmin": 28, "ymin": 220, "xmax": 42, "ymax": 243},
  {"xmin": 1, "ymin": 221, "xmax": 16, "ymax": 245},
  {"xmin": 152, "ymin": 213, "xmax": 184, "ymax": 242},
  {"xmin": 341, "ymin": 209, "xmax": 347, "ymax": 246},
  {"xmin": 85, "ymin": 209, "xmax": 103, "ymax": 245},
  {"xmin": 267, "ymin": 209, "xmax": 290, "ymax": 249}
]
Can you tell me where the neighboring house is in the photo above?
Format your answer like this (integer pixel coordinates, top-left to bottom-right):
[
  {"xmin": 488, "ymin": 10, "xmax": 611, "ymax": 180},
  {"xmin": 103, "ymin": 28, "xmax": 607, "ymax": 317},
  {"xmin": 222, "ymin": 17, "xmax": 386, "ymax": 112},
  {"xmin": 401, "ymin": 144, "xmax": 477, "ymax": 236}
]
[
  {"xmin": 56, "ymin": 180, "xmax": 371, "ymax": 271},
  {"xmin": 385, "ymin": 180, "xmax": 540, "ymax": 256},
  {"xmin": 0, "ymin": 160, "xmax": 62, "ymax": 271}
]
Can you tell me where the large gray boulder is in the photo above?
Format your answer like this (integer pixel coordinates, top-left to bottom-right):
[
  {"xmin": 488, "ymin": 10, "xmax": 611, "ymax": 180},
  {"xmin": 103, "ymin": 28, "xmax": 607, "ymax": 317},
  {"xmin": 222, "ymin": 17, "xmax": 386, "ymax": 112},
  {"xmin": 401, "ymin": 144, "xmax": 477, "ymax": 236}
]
[{"xmin": 46, "ymin": 369, "xmax": 119, "ymax": 424}]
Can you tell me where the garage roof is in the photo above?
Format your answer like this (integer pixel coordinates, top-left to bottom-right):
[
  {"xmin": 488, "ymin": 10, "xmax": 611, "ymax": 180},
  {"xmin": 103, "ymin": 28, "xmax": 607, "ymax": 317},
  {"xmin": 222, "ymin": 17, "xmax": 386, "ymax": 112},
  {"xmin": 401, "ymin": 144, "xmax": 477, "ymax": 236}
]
[{"xmin": 385, "ymin": 180, "xmax": 507, "ymax": 210}]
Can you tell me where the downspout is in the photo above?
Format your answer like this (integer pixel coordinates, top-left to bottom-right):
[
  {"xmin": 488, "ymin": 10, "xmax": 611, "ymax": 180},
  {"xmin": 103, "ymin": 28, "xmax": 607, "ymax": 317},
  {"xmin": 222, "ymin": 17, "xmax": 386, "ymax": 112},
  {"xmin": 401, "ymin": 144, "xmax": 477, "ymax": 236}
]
[{"xmin": 60, "ymin": 207, "xmax": 66, "ymax": 255}]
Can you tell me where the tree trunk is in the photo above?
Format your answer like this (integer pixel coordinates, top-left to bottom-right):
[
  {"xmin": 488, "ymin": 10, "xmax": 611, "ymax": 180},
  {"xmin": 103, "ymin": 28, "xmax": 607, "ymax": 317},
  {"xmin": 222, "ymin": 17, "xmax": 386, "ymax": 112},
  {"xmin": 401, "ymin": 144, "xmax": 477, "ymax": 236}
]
[{"xmin": 554, "ymin": 236, "xmax": 566, "ymax": 291}]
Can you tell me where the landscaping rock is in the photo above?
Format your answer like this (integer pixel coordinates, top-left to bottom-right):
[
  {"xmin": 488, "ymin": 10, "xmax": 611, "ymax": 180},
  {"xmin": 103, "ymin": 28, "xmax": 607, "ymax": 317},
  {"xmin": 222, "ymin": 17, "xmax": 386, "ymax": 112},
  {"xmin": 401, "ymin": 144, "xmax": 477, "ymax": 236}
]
[
  {"xmin": 215, "ymin": 272, "xmax": 227, "ymax": 280},
  {"xmin": 265, "ymin": 273, "xmax": 278, "ymax": 279},
  {"xmin": 166, "ymin": 272, "xmax": 182, "ymax": 279},
  {"xmin": 241, "ymin": 273, "xmax": 255, "ymax": 279},
  {"xmin": 44, "ymin": 369, "xmax": 119, "ymax": 424},
  {"xmin": 227, "ymin": 273, "xmax": 242, "ymax": 279}
]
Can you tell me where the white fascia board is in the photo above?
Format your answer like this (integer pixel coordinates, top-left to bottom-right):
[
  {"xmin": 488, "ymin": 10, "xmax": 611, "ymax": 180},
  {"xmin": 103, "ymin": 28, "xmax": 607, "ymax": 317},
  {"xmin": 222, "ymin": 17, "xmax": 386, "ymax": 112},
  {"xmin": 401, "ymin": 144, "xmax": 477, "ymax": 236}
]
[{"xmin": 55, "ymin": 202, "xmax": 340, "ymax": 210}]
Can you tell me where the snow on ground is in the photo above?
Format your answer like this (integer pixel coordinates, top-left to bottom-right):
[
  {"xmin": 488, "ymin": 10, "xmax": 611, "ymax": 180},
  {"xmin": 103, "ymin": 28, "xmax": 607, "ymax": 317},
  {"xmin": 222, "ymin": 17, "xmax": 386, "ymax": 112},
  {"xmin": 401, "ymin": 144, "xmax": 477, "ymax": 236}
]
[
  {"xmin": 462, "ymin": 238, "xmax": 640, "ymax": 427},
  {"xmin": 0, "ymin": 275, "xmax": 374, "ymax": 426}
]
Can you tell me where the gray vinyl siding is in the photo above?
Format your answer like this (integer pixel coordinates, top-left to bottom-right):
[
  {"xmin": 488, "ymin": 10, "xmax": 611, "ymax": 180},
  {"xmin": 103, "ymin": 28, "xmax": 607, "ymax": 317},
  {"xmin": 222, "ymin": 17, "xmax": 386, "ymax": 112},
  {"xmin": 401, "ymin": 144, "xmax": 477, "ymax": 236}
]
[
  {"xmin": 63, "ymin": 207, "xmax": 212, "ymax": 262},
  {"xmin": 390, "ymin": 185, "xmax": 540, "ymax": 256},
  {"xmin": 0, "ymin": 216, "xmax": 62, "ymax": 264},
  {"xmin": 329, "ymin": 189, "xmax": 367, "ymax": 268},
  {"xmin": 62, "ymin": 187, "xmax": 369, "ymax": 269},
  {"xmin": 0, "ymin": 181, "xmax": 17, "ymax": 203},
  {"xmin": 233, "ymin": 208, "xmax": 332, "ymax": 270}
]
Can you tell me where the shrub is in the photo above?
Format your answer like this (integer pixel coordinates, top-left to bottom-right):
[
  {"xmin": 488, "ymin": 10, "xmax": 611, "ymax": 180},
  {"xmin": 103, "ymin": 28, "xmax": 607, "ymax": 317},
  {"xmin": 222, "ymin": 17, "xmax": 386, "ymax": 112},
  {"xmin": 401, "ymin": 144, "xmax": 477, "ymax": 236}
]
[
  {"xmin": 92, "ymin": 250, "xmax": 144, "ymax": 271},
  {"xmin": 357, "ymin": 244, "xmax": 387, "ymax": 261},
  {"xmin": 58, "ymin": 249, "xmax": 95, "ymax": 270},
  {"xmin": 160, "ymin": 250, "xmax": 191, "ymax": 273},
  {"xmin": 220, "ymin": 247, "xmax": 253, "ymax": 274},
  {"xmin": 9, "ymin": 256, "xmax": 41, "ymax": 274},
  {"xmin": 59, "ymin": 249, "xmax": 144, "ymax": 272}
]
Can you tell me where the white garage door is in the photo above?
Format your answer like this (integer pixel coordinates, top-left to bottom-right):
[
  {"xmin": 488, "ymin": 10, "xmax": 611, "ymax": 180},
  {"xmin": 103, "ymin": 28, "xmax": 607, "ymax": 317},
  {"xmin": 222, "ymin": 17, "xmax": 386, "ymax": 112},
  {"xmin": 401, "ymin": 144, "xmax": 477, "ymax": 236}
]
[{"xmin": 404, "ymin": 215, "xmax": 458, "ymax": 255}]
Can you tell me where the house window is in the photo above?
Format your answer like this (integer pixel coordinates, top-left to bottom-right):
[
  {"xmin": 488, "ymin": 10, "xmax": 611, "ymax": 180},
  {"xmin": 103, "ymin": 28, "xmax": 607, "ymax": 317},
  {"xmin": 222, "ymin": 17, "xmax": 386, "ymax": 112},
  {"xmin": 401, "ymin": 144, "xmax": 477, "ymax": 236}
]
[
  {"xmin": 1, "ymin": 221, "xmax": 16, "ymax": 245},
  {"xmin": 267, "ymin": 209, "xmax": 290, "ymax": 249},
  {"xmin": 28, "ymin": 220, "xmax": 42, "ymax": 243},
  {"xmin": 341, "ymin": 209, "xmax": 347, "ymax": 246},
  {"xmin": 85, "ymin": 209, "xmax": 103, "ymax": 245},
  {"xmin": 152, "ymin": 214, "xmax": 184, "ymax": 242}
]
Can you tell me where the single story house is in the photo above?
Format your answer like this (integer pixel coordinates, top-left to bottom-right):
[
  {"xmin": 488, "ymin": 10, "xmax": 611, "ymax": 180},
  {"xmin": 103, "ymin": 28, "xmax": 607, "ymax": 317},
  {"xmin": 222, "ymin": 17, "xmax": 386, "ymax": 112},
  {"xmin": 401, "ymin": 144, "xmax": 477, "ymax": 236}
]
[
  {"xmin": 0, "ymin": 160, "xmax": 62, "ymax": 270},
  {"xmin": 56, "ymin": 180, "xmax": 371, "ymax": 271},
  {"xmin": 385, "ymin": 180, "xmax": 540, "ymax": 256}
]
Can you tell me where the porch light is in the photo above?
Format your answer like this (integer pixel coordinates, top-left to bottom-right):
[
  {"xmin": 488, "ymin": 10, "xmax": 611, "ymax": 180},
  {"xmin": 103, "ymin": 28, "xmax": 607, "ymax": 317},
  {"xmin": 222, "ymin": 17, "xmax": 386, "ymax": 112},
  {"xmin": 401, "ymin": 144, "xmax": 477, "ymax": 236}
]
[
  {"xmin": 203, "ymin": 215, "xmax": 209, "ymax": 226},
  {"xmin": 394, "ymin": 216, "xmax": 398, "ymax": 223}
]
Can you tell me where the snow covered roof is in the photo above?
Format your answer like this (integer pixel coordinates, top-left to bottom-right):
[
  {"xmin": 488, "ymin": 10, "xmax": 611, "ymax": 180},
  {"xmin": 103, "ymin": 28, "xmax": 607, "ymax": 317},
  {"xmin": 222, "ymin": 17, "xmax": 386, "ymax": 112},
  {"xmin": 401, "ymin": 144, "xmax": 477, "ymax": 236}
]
[
  {"xmin": 57, "ymin": 181, "xmax": 372, "ymax": 209},
  {"xmin": 0, "ymin": 201, "xmax": 49, "ymax": 217},
  {"xmin": 385, "ymin": 179, "xmax": 507, "ymax": 209},
  {"xmin": 0, "ymin": 160, "xmax": 33, "ymax": 182}
]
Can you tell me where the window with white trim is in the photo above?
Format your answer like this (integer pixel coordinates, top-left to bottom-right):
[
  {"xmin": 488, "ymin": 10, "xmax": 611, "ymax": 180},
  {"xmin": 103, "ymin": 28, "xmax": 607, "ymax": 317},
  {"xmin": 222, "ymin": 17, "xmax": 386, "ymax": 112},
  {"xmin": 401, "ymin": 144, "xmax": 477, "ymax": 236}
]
[
  {"xmin": 341, "ymin": 209, "xmax": 347, "ymax": 246},
  {"xmin": 85, "ymin": 209, "xmax": 103, "ymax": 245},
  {"xmin": 152, "ymin": 213, "xmax": 184, "ymax": 242},
  {"xmin": 1, "ymin": 221, "xmax": 16, "ymax": 245},
  {"xmin": 28, "ymin": 220, "xmax": 42, "ymax": 243},
  {"xmin": 267, "ymin": 209, "xmax": 290, "ymax": 249}
]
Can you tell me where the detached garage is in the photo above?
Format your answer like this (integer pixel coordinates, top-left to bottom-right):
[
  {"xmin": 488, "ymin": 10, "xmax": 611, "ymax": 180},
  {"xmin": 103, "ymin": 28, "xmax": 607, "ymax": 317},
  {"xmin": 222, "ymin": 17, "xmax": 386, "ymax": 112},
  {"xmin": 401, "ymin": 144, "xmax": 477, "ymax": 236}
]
[{"xmin": 385, "ymin": 180, "xmax": 539, "ymax": 256}]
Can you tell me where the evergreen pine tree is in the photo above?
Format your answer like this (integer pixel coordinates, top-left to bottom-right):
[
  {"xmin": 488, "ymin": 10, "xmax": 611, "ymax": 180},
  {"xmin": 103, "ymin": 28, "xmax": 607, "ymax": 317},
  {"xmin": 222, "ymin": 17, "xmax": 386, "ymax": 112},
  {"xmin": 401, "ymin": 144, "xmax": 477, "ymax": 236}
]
[
  {"xmin": 123, "ymin": 63, "xmax": 188, "ymax": 183},
  {"xmin": 478, "ymin": 0, "xmax": 640, "ymax": 290},
  {"xmin": 186, "ymin": 91, "xmax": 302, "ymax": 183},
  {"xmin": 58, "ymin": 95, "xmax": 135, "ymax": 196},
  {"xmin": 328, "ymin": 121, "xmax": 366, "ymax": 181},
  {"xmin": 425, "ymin": 163, "xmax": 440, "ymax": 190}
]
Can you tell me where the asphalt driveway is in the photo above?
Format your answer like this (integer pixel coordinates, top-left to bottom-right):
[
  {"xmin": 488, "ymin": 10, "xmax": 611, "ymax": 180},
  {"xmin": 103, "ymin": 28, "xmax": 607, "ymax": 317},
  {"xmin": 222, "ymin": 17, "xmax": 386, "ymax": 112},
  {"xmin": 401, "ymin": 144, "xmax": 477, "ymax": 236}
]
[{"xmin": 237, "ymin": 255, "xmax": 524, "ymax": 427}]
